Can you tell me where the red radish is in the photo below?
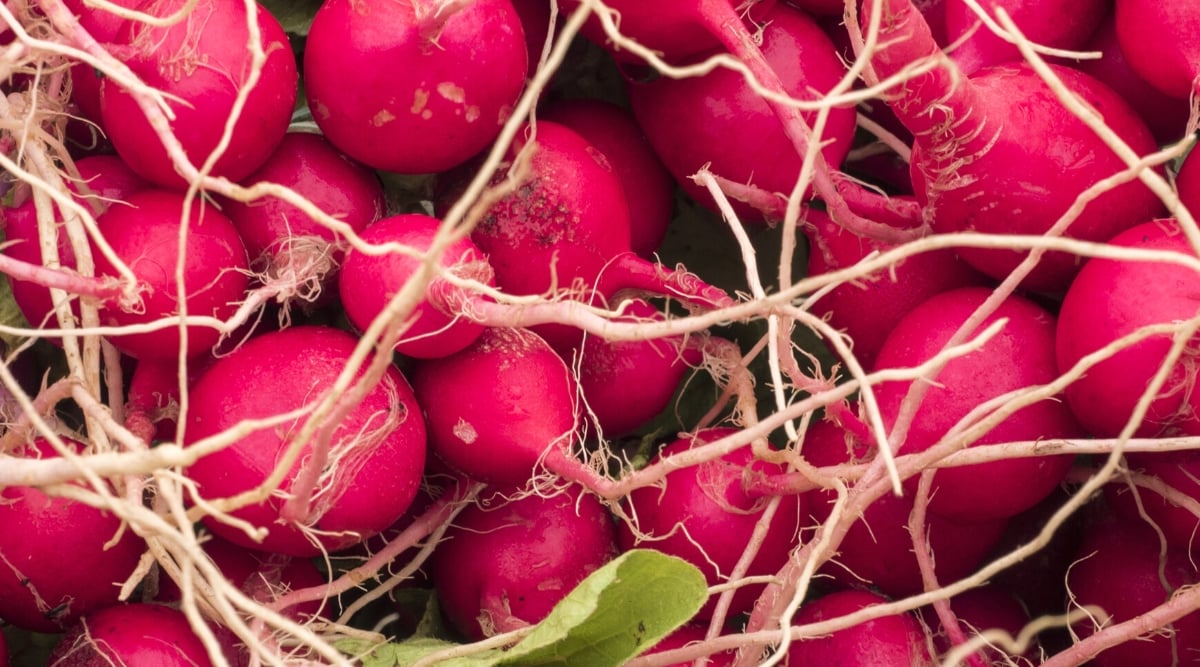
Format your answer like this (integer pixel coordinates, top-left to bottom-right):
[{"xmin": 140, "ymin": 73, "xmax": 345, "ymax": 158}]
[
  {"xmin": 303, "ymin": 0, "xmax": 527, "ymax": 175},
  {"xmin": 411, "ymin": 326, "xmax": 607, "ymax": 488},
  {"xmin": 91, "ymin": 189, "xmax": 250, "ymax": 361},
  {"xmin": 1114, "ymin": 0, "xmax": 1200, "ymax": 99},
  {"xmin": 98, "ymin": 0, "xmax": 297, "ymax": 188},
  {"xmin": 541, "ymin": 98, "xmax": 675, "ymax": 257},
  {"xmin": 429, "ymin": 485, "xmax": 618, "ymax": 640},
  {"xmin": 460, "ymin": 121, "xmax": 732, "ymax": 314},
  {"xmin": 221, "ymin": 132, "xmax": 384, "ymax": 310},
  {"xmin": 628, "ymin": 3, "xmax": 856, "ymax": 223},
  {"xmin": 941, "ymin": 0, "xmax": 1108, "ymax": 76},
  {"xmin": 125, "ymin": 353, "xmax": 216, "ymax": 443},
  {"xmin": 1056, "ymin": 218, "xmax": 1200, "ymax": 438},
  {"xmin": 183, "ymin": 325, "xmax": 427, "ymax": 557},
  {"xmin": 785, "ymin": 589, "xmax": 933, "ymax": 666},
  {"xmin": 920, "ymin": 585, "xmax": 1032, "ymax": 663},
  {"xmin": 568, "ymin": 300, "xmax": 702, "ymax": 438},
  {"xmin": 1066, "ymin": 516, "xmax": 1200, "ymax": 666},
  {"xmin": 512, "ymin": 0, "xmax": 554, "ymax": 78},
  {"xmin": 153, "ymin": 534, "xmax": 327, "ymax": 621},
  {"xmin": 46, "ymin": 602, "xmax": 238, "ymax": 667},
  {"xmin": 860, "ymin": 0, "xmax": 1163, "ymax": 290},
  {"xmin": 800, "ymin": 418, "xmax": 1008, "ymax": 597},
  {"xmin": 3, "ymin": 154, "xmax": 148, "ymax": 332},
  {"xmin": 804, "ymin": 208, "xmax": 986, "ymax": 369},
  {"xmin": 1106, "ymin": 449, "xmax": 1200, "ymax": 558},
  {"xmin": 873, "ymin": 286, "xmax": 1080, "ymax": 521},
  {"xmin": 0, "ymin": 438, "xmax": 146, "ymax": 633},
  {"xmin": 338, "ymin": 213, "xmax": 494, "ymax": 360},
  {"xmin": 617, "ymin": 428, "xmax": 805, "ymax": 621},
  {"xmin": 643, "ymin": 623, "xmax": 735, "ymax": 665},
  {"xmin": 1069, "ymin": 14, "xmax": 1191, "ymax": 146}
]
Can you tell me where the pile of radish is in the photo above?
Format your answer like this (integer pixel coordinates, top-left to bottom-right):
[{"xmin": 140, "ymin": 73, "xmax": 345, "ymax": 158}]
[{"xmin": 2, "ymin": 0, "xmax": 1200, "ymax": 665}]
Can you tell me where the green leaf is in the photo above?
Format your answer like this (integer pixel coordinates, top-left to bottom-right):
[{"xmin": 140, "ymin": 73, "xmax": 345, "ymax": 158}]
[
  {"xmin": 336, "ymin": 549, "xmax": 707, "ymax": 667},
  {"xmin": 259, "ymin": 0, "xmax": 322, "ymax": 36}
]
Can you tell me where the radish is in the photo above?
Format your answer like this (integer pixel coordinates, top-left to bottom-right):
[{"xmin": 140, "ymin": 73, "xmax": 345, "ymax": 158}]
[
  {"xmin": 1177, "ymin": 148, "xmax": 1200, "ymax": 217},
  {"xmin": 98, "ymin": 0, "xmax": 298, "ymax": 188},
  {"xmin": 785, "ymin": 589, "xmax": 933, "ymax": 666},
  {"xmin": 920, "ymin": 585, "xmax": 1032, "ymax": 663},
  {"xmin": 91, "ymin": 189, "xmax": 250, "ymax": 361},
  {"xmin": 183, "ymin": 325, "xmax": 427, "ymax": 557},
  {"xmin": 860, "ymin": 0, "xmax": 1163, "ymax": 290},
  {"xmin": 873, "ymin": 286, "xmax": 1081, "ymax": 520},
  {"xmin": 644, "ymin": 623, "xmax": 735, "ymax": 666},
  {"xmin": 941, "ymin": 0, "xmax": 1108, "ymax": 76},
  {"xmin": 3, "ymin": 154, "xmax": 148, "ymax": 332},
  {"xmin": 429, "ymin": 485, "xmax": 618, "ymax": 640},
  {"xmin": 338, "ymin": 213, "xmax": 494, "ymax": 360},
  {"xmin": 627, "ymin": 3, "xmax": 857, "ymax": 223},
  {"xmin": 1066, "ymin": 516, "xmax": 1200, "ymax": 666},
  {"xmin": 46, "ymin": 602, "xmax": 239, "ymax": 667},
  {"xmin": 617, "ymin": 428, "xmax": 805, "ymax": 621},
  {"xmin": 410, "ymin": 326, "xmax": 605, "ymax": 488},
  {"xmin": 1114, "ymin": 0, "xmax": 1200, "ymax": 99},
  {"xmin": 459, "ymin": 121, "xmax": 732, "ymax": 310},
  {"xmin": 541, "ymin": 98, "xmax": 675, "ymax": 258},
  {"xmin": 1105, "ymin": 449, "xmax": 1200, "ymax": 559},
  {"xmin": 0, "ymin": 438, "xmax": 146, "ymax": 633},
  {"xmin": 804, "ymin": 208, "xmax": 986, "ymax": 369},
  {"xmin": 303, "ymin": 0, "xmax": 528, "ymax": 175},
  {"xmin": 220, "ymin": 132, "xmax": 385, "ymax": 311},
  {"xmin": 1056, "ymin": 218, "xmax": 1200, "ymax": 438}
]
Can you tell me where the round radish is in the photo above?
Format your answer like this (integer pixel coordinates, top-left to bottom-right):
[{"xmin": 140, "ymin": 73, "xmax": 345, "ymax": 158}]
[
  {"xmin": 183, "ymin": 325, "xmax": 427, "ymax": 556},
  {"xmin": 643, "ymin": 623, "xmax": 735, "ymax": 665},
  {"xmin": 942, "ymin": 0, "xmax": 1108, "ymax": 75},
  {"xmin": 338, "ymin": 213, "xmax": 493, "ymax": 360},
  {"xmin": 628, "ymin": 3, "xmax": 856, "ymax": 222},
  {"xmin": 617, "ymin": 428, "xmax": 805, "ymax": 620},
  {"xmin": 46, "ymin": 602, "xmax": 238, "ymax": 666},
  {"xmin": 221, "ymin": 132, "xmax": 385, "ymax": 308},
  {"xmin": 1105, "ymin": 449, "xmax": 1200, "ymax": 558},
  {"xmin": 785, "ymin": 589, "xmax": 932, "ymax": 666},
  {"xmin": 0, "ymin": 438, "xmax": 146, "ymax": 633},
  {"xmin": 873, "ymin": 286, "xmax": 1081, "ymax": 521},
  {"xmin": 303, "ymin": 0, "xmax": 527, "ymax": 174},
  {"xmin": 861, "ymin": 0, "xmax": 1163, "ymax": 290},
  {"xmin": 1114, "ymin": 0, "xmax": 1200, "ymax": 99},
  {"xmin": 1056, "ymin": 218, "xmax": 1200, "ymax": 438},
  {"xmin": 98, "ymin": 0, "xmax": 297, "ymax": 188},
  {"xmin": 541, "ymin": 98, "xmax": 675, "ymax": 258},
  {"xmin": 429, "ymin": 485, "xmax": 618, "ymax": 640},
  {"xmin": 91, "ymin": 189, "xmax": 250, "ymax": 361}
]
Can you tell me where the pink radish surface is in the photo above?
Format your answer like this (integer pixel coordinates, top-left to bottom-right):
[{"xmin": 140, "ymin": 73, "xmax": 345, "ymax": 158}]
[
  {"xmin": 47, "ymin": 602, "xmax": 237, "ymax": 666},
  {"xmin": 1056, "ymin": 218, "xmax": 1200, "ymax": 438},
  {"xmin": 183, "ymin": 325, "xmax": 427, "ymax": 556},
  {"xmin": 303, "ymin": 0, "xmax": 527, "ymax": 174},
  {"xmin": 429, "ymin": 485, "xmax": 618, "ymax": 640},
  {"xmin": 785, "ymin": 589, "xmax": 933, "ymax": 666},
  {"xmin": 0, "ymin": 438, "xmax": 147, "ymax": 633},
  {"xmin": 942, "ymin": 0, "xmax": 1108, "ymax": 75},
  {"xmin": 1114, "ymin": 0, "xmax": 1200, "ymax": 99},
  {"xmin": 91, "ymin": 189, "xmax": 250, "ymax": 361},
  {"xmin": 98, "ymin": 0, "xmax": 297, "ymax": 188}
]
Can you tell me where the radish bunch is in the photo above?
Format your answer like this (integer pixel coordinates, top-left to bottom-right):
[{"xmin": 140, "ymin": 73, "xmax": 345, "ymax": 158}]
[{"xmin": 4, "ymin": 0, "xmax": 1200, "ymax": 665}]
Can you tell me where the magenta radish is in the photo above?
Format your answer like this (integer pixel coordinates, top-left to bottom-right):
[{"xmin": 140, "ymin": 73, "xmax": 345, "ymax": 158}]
[
  {"xmin": 338, "ymin": 213, "xmax": 494, "ymax": 360},
  {"xmin": 860, "ymin": 0, "xmax": 1163, "ymax": 290},
  {"xmin": 511, "ymin": 0, "xmax": 554, "ymax": 78},
  {"xmin": 644, "ymin": 623, "xmax": 735, "ymax": 666},
  {"xmin": 457, "ymin": 121, "xmax": 731, "ymax": 310},
  {"xmin": 617, "ymin": 428, "xmax": 805, "ymax": 621},
  {"xmin": 785, "ymin": 589, "xmax": 933, "ymax": 666},
  {"xmin": 410, "ymin": 326, "xmax": 607, "ymax": 488},
  {"xmin": 46, "ymin": 602, "xmax": 239, "ymax": 667},
  {"xmin": 919, "ymin": 585, "xmax": 1032, "ymax": 663},
  {"xmin": 800, "ymin": 418, "xmax": 1008, "ymax": 597},
  {"xmin": 567, "ymin": 300, "xmax": 702, "ymax": 438},
  {"xmin": 183, "ymin": 325, "xmax": 427, "ymax": 557},
  {"xmin": 941, "ymin": 0, "xmax": 1109, "ymax": 76},
  {"xmin": 90, "ymin": 189, "xmax": 250, "ymax": 361},
  {"xmin": 804, "ymin": 209, "xmax": 986, "ymax": 369},
  {"xmin": 98, "ymin": 0, "xmax": 297, "ymax": 188},
  {"xmin": 1105, "ymin": 449, "xmax": 1200, "ymax": 558},
  {"xmin": 3, "ymin": 154, "xmax": 148, "ymax": 332},
  {"xmin": 303, "ymin": 0, "xmax": 527, "ymax": 175},
  {"xmin": 1056, "ymin": 218, "xmax": 1200, "ymax": 438},
  {"xmin": 1114, "ymin": 0, "xmax": 1200, "ymax": 99},
  {"xmin": 541, "ymin": 98, "xmax": 675, "ymax": 257},
  {"xmin": 1066, "ymin": 516, "xmax": 1200, "ymax": 666},
  {"xmin": 873, "ymin": 286, "xmax": 1081, "ymax": 521},
  {"xmin": 125, "ymin": 352, "xmax": 217, "ymax": 443},
  {"xmin": 429, "ymin": 485, "xmax": 618, "ymax": 640},
  {"xmin": 220, "ymin": 132, "xmax": 385, "ymax": 308},
  {"xmin": 627, "ymin": 3, "xmax": 857, "ymax": 223},
  {"xmin": 0, "ymin": 438, "xmax": 147, "ymax": 633}
]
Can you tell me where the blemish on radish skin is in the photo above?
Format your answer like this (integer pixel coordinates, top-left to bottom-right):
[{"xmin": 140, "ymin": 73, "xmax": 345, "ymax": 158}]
[
  {"xmin": 453, "ymin": 418, "xmax": 477, "ymax": 444},
  {"xmin": 437, "ymin": 82, "xmax": 466, "ymax": 104},
  {"xmin": 411, "ymin": 90, "xmax": 429, "ymax": 115},
  {"xmin": 371, "ymin": 110, "xmax": 395, "ymax": 127}
]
